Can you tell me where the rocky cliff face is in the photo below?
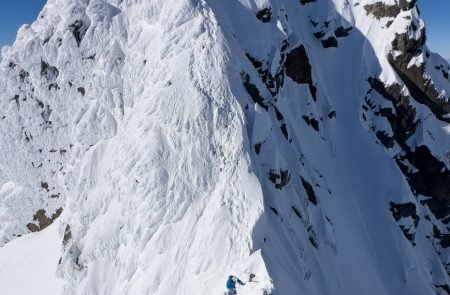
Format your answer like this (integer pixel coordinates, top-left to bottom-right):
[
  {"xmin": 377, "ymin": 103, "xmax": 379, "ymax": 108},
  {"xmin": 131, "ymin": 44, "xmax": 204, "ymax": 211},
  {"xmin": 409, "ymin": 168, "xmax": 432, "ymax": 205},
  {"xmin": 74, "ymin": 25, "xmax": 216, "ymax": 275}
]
[{"xmin": 0, "ymin": 0, "xmax": 450, "ymax": 294}]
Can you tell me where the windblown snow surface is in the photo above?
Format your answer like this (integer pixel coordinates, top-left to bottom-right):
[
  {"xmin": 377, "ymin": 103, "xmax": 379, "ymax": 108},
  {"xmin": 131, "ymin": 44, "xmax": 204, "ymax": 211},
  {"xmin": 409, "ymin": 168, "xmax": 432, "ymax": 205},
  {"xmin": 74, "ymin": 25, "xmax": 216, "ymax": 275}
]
[{"xmin": 1, "ymin": 0, "xmax": 450, "ymax": 294}]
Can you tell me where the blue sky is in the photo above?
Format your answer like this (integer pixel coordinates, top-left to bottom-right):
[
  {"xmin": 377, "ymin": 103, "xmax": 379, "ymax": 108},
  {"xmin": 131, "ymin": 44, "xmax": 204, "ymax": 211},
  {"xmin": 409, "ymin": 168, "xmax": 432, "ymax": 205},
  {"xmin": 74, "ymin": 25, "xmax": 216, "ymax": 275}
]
[
  {"xmin": 0, "ymin": 0, "xmax": 47, "ymax": 47},
  {"xmin": 0, "ymin": 0, "xmax": 449, "ymax": 59},
  {"xmin": 419, "ymin": 0, "xmax": 450, "ymax": 59}
]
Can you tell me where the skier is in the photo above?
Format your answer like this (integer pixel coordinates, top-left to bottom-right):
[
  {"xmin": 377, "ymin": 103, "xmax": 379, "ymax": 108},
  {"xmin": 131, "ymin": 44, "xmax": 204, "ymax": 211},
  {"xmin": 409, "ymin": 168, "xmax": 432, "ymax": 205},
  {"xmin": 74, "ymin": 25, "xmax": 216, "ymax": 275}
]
[{"xmin": 226, "ymin": 275, "xmax": 245, "ymax": 294}]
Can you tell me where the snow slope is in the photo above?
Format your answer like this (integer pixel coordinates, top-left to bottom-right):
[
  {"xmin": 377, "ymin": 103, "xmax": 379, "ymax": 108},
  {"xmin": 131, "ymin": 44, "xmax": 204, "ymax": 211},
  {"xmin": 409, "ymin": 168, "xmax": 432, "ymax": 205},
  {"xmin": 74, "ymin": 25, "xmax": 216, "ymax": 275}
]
[
  {"xmin": 0, "ymin": 0, "xmax": 450, "ymax": 294},
  {"xmin": 0, "ymin": 222, "xmax": 63, "ymax": 295}
]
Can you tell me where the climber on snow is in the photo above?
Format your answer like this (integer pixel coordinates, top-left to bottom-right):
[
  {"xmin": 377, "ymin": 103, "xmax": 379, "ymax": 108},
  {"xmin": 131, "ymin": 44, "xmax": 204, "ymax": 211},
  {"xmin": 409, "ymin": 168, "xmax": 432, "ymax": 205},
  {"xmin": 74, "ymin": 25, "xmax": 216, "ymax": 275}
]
[{"xmin": 226, "ymin": 275, "xmax": 245, "ymax": 294}]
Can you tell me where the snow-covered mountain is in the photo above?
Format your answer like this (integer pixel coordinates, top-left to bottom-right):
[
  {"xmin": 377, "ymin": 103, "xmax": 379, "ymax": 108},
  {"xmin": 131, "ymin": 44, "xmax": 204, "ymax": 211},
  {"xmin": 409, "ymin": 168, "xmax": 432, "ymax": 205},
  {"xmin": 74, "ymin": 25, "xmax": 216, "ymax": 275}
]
[{"xmin": 1, "ymin": 0, "xmax": 450, "ymax": 294}]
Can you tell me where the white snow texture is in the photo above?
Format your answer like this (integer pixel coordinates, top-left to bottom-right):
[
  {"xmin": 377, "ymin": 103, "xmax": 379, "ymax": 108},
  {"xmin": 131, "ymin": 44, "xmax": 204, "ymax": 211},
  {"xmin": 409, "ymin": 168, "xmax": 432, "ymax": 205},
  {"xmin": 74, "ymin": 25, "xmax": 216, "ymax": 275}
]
[{"xmin": 0, "ymin": 0, "xmax": 450, "ymax": 294}]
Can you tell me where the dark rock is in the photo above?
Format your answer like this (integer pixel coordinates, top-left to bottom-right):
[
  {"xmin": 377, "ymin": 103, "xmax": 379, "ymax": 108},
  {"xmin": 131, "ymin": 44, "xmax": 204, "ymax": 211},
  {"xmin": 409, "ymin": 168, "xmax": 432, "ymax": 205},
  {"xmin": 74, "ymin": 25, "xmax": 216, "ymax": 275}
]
[
  {"xmin": 388, "ymin": 30, "xmax": 450, "ymax": 122},
  {"xmin": 69, "ymin": 20, "xmax": 87, "ymax": 47},
  {"xmin": 27, "ymin": 207, "xmax": 63, "ymax": 233},
  {"xmin": 36, "ymin": 99, "xmax": 45, "ymax": 108},
  {"xmin": 398, "ymin": 0, "xmax": 417, "ymax": 10},
  {"xmin": 245, "ymin": 43, "xmax": 287, "ymax": 97},
  {"xmin": 23, "ymin": 131, "xmax": 31, "ymax": 142},
  {"xmin": 63, "ymin": 225, "xmax": 72, "ymax": 246},
  {"xmin": 408, "ymin": 146, "xmax": 450, "ymax": 219},
  {"xmin": 313, "ymin": 31, "xmax": 325, "ymax": 39},
  {"xmin": 56, "ymin": 37, "xmax": 62, "ymax": 47},
  {"xmin": 285, "ymin": 45, "xmax": 317, "ymax": 100},
  {"xmin": 368, "ymin": 77, "xmax": 418, "ymax": 144},
  {"xmin": 10, "ymin": 95, "xmax": 20, "ymax": 110},
  {"xmin": 442, "ymin": 216, "xmax": 450, "ymax": 225},
  {"xmin": 389, "ymin": 201, "xmax": 419, "ymax": 244},
  {"xmin": 48, "ymin": 83, "xmax": 59, "ymax": 91},
  {"xmin": 292, "ymin": 206, "xmax": 302, "ymax": 219},
  {"xmin": 241, "ymin": 73, "xmax": 268, "ymax": 111},
  {"xmin": 27, "ymin": 223, "xmax": 40, "ymax": 232},
  {"xmin": 367, "ymin": 77, "xmax": 450, "ymax": 220},
  {"xmin": 390, "ymin": 202, "xmax": 420, "ymax": 226},
  {"xmin": 321, "ymin": 37, "xmax": 338, "ymax": 48},
  {"xmin": 270, "ymin": 207, "xmax": 279, "ymax": 216},
  {"xmin": 334, "ymin": 26, "xmax": 353, "ymax": 37},
  {"xmin": 307, "ymin": 226, "xmax": 319, "ymax": 248},
  {"xmin": 301, "ymin": 177, "xmax": 318, "ymax": 205},
  {"xmin": 300, "ymin": 0, "xmax": 317, "ymax": 4},
  {"xmin": 254, "ymin": 142, "xmax": 263, "ymax": 155},
  {"xmin": 280, "ymin": 124, "xmax": 289, "ymax": 140},
  {"xmin": 328, "ymin": 111, "xmax": 336, "ymax": 119},
  {"xmin": 309, "ymin": 19, "xmax": 319, "ymax": 27},
  {"xmin": 41, "ymin": 59, "xmax": 59, "ymax": 81},
  {"xmin": 274, "ymin": 107, "xmax": 289, "ymax": 140},
  {"xmin": 391, "ymin": 30, "xmax": 425, "ymax": 55},
  {"xmin": 364, "ymin": 2, "xmax": 401, "ymax": 19},
  {"xmin": 77, "ymin": 87, "xmax": 86, "ymax": 96},
  {"xmin": 245, "ymin": 54, "xmax": 273, "ymax": 94},
  {"xmin": 376, "ymin": 130, "xmax": 395, "ymax": 149},
  {"xmin": 41, "ymin": 181, "xmax": 49, "ymax": 191},
  {"xmin": 433, "ymin": 225, "xmax": 450, "ymax": 248},
  {"xmin": 435, "ymin": 284, "xmax": 450, "ymax": 294},
  {"xmin": 269, "ymin": 169, "xmax": 291, "ymax": 190},
  {"xmin": 309, "ymin": 236, "xmax": 318, "ymax": 248},
  {"xmin": 256, "ymin": 7, "xmax": 272, "ymax": 23},
  {"xmin": 302, "ymin": 116, "xmax": 320, "ymax": 132},
  {"xmin": 435, "ymin": 65, "xmax": 450, "ymax": 80},
  {"xmin": 274, "ymin": 107, "xmax": 284, "ymax": 121},
  {"xmin": 19, "ymin": 69, "xmax": 29, "ymax": 82}
]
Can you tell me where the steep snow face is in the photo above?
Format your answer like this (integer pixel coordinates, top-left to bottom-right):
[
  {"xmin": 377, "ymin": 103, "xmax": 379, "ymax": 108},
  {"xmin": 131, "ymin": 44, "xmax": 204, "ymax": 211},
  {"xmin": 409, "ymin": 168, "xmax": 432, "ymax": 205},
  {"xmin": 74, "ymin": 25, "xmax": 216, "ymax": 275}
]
[
  {"xmin": 56, "ymin": 1, "xmax": 267, "ymax": 294},
  {"xmin": 2, "ymin": 0, "xmax": 267, "ymax": 294},
  {"xmin": 1, "ymin": 0, "xmax": 450, "ymax": 294},
  {"xmin": 209, "ymin": 0, "xmax": 450, "ymax": 294}
]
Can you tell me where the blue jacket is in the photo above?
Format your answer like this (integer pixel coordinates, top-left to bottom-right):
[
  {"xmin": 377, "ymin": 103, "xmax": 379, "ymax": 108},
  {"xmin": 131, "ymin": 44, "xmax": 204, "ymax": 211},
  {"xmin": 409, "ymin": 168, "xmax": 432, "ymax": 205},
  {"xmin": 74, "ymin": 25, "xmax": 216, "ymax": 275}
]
[{"xmin": 226, "ymin": 276, "xmax": 245, "ymax": 289}]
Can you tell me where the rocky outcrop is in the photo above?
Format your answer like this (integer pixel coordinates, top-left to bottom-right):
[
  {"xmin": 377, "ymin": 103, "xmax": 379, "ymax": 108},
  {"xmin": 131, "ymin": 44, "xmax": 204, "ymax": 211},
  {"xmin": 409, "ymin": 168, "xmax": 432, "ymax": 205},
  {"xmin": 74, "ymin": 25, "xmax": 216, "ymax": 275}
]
[
  {"xmin": 269, "ymin": 169, "xmax": 291, "ymax": 190},
  {"xmin": 241, "ymin": 72, "xmax": 269, "ymax": 110},
  {"xmin": 388, "ymin": 29, "xmax": 450, "ymax": 122},
  {"xmin": 366, "ymin": 77, "xmax": 450, "ymax": 221},
  {"xmin": 389, "ymin": 202, "xmax": 419, "ymax": 245},
  {"xmin": 26, "ymin": 208, "xmax": 63, "ymax": 232},
  {"xmin": 364, "ymin": 2, "xmax": 401, "ymax": 19},
  {"xmin": 69, "ymin": 20, "xmax": 88, "ymax": 47},
  {"xmin": 285, "ymin": 45, "xmax": 317, "ymax": 100},
  {"xmin": 364, "ymin": 0, "xmax": 417, "ymax": 19},
  {"xmin": 334, "ymin": 26, "xmax": 353, "ymax": 38},
  {"xmin": 398, "ymin": 0, "xmax": 418, "ymax": 11},
  {"xmin": 300, "ymin": 0, "xmax": 317, "ymax": 4},
  {"xmin": 256, "ymin": 7, "xmax": 272, "ymax": 23},
  {"xmin": 321, "ymin": 36, "xmax": 338, "ymax": 48},
  {"xmin": 367, "ymin": 77, "xmax": 418, "ymax": 145},
  {"xmin": 301, "ymin": 177, "xmax": 318, "ymax": 205}
]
